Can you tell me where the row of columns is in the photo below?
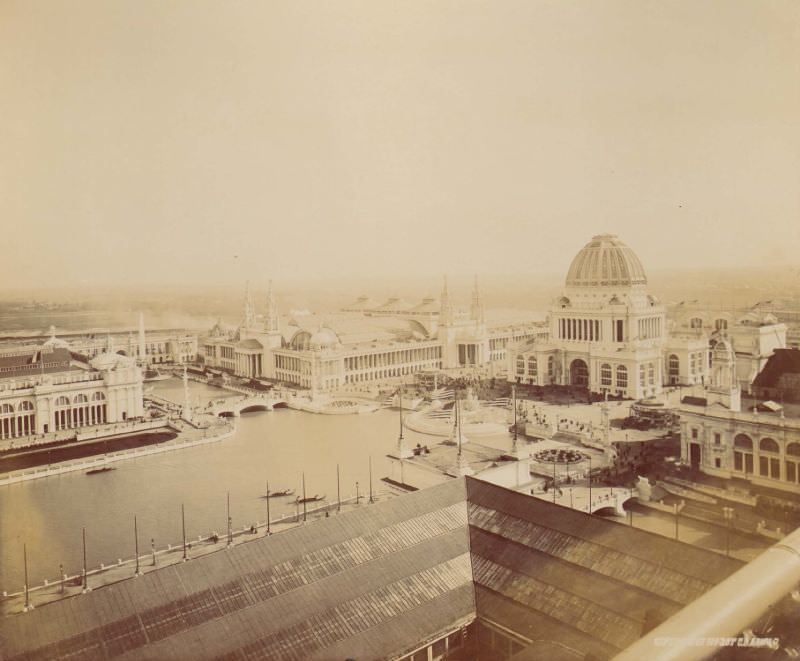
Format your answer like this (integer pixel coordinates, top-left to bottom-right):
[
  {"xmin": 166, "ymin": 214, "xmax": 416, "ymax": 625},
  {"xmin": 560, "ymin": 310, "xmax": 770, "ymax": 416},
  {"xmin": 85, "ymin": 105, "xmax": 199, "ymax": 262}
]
[
  {"xmin": 345, "ymin": 362, "xmax": 435, "ymax": 384},
  {"xmin": 559, "ymin": 317, "xmax": 602, "ymax": 342},
  {"xmin": 55, "ymin": 404, "xmax": 107, "ymax": 431},
  {"xmin": 275, "ymin": 355, "xmax": 311, "ymax": 374},
  {"xmin": 638, "ymin": 316, "xmax": 662, "ymax": 340},
  {"xmin": 0, "ymin": 414, "xmax": 35, "ymax": 439},
  {"xmin": 235, "ymin": 353, "xmax": 261, "ymax": 378},
  {"xmin": 345, "ymin": 346, "xmax": 440, "ymax": 371}
]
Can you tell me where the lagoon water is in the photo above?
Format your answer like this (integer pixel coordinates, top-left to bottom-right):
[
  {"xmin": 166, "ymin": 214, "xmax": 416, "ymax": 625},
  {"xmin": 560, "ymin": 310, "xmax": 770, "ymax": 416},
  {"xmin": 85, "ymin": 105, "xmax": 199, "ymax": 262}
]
[{"xmin": 0, "ymin": 379, "xmax": 452, "ymax": 591}]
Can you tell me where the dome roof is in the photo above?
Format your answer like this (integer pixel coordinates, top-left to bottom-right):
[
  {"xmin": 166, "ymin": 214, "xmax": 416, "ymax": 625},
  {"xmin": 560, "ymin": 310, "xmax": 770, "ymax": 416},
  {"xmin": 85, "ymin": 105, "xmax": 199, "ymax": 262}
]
[
  {"xmin": 309, "ymin": 328, "xmax": 339, "ymax": 348},
  {"xmin": 90, "ymin": 351, "xmax": 135, "ymax": 371},
  {"xmin": 565, "ymin": 234, "xmax": 647, "ymax": 288}
]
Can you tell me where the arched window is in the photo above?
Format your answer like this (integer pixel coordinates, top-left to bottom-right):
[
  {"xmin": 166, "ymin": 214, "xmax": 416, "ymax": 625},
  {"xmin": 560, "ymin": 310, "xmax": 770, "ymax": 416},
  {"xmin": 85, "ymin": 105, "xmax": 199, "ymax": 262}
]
[
  {"xmin": 547, "ymin": 355, "xmax": 555, "ymax": 379},
  {"xmin": 600, "ymin": 363, "xmax": 612, "ymax": 386},
  {"xmin": 527, "ymin": 357, "xmax": 537, "ymax": 377},
  {"xmin": 74, "ymin": 394, "xmax": 88, "ymax": 404},
  {"xmin": 55, "ymin": 396, "xmax": 70, "ymax": 407},
  {"xmin": 18, "ymin": 401, "xmax": 34, "ymax": 411},
  {"xmin": 1, "ymin": 403, "xmax": 14, "ymax": 414},
  {"xmin": 759, "ymin": 438, "xmax": 780, "ymax": 479},
  {"xmin": 760, "ymin": 438, "xmax": 779, "ymax": 453},
  {"xmin": 787, "ymin": 443, "xmax": 800, "ymax": 483},
  {"xmin": 733, "ymin": 434, "xmax": 754, "ymax": 474},
  {"xmin": 516, "ymin": 356, "xmax": 525, "ymax": 375},
  {"xmin": 668, "ymin": 354, "xmax": 680, "ymax": 384},
  {"xmin": 92, "ymin": 392, "xmax": 106, "ymax": 401},
  {"xmin": 690, "ymin": 317, "xmax": 703, "ymax": 329},
  {"xmin": 714, "ymin": 318, "xmax": 728, "ymax": 331},
  {"xmin": 616, "ymin": 365, "xmax": 628, "ymax": 389}
]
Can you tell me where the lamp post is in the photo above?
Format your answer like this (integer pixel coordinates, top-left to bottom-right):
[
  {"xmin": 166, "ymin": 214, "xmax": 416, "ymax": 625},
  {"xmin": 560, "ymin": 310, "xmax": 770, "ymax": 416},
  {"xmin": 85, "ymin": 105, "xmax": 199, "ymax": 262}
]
[
  {"xmin": 82, "ymin": 527, "xmax": 89, "ymax": 592},
  {"xmin": 512, "ymin": 384, "xmax": 518, "ymax": 452},
  {"xmin": 674, "ymin": 500, "xmax": 684, "ymax": 541},
  {"xmin": 23, "ymin": 543, "xmax": 30, "ymax": 611},
  {"xmin": 301, "ymin": 473, "xmax": 307, "ymax": 522},
  {"xmin": 181, "ymin": 504, "xmax": 187, "ymax": 562},
  {"xmin": 369, "ymin": 456, "xmax": 374, "ymax": 504},
  {"xmin": 723, "ymin": 506, "xmax": 735, "ymax": 557},
  {"xmin": 226, "ymin": 491, "xmax": 233, "ymax": 546},
  {"xmin": 134, "ymin": 516, "xmax": 140, "ymax": 576},
  {"xmin": 588, "ymin": 455, "xmax": 592, "ymax": 515},
  {"xmin": 552, "ymin": 459, "xmax": 557, "ymax": 504},
  {"xmin": 336, "ymin": 465, "xmax": 341, "ymax": 512},
  {"xmin": 628, "ymin": 487, "xmax": 634, "ymax": 526},
  {"xmin": 265, "ymin": 481, "xmax": 271, "ymax": 535}
]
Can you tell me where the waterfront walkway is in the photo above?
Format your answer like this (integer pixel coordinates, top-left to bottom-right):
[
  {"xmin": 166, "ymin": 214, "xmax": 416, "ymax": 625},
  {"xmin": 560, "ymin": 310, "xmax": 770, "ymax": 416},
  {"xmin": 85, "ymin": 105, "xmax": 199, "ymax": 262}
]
[
  {"xmin": 1, "ymin": 490, "xmax": 395, "ymax": 616},
  {"xmin": 0, "ymin": 420, "xmax": 234, "ymax": 486}
]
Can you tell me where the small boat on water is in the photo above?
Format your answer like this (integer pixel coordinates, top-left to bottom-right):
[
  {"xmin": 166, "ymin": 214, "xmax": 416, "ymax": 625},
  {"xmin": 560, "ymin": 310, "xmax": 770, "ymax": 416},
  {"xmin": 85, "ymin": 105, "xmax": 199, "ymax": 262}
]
[
  {"xmin": 295, "ymin": 494, "xmax": 325, "ymax": 504},
  {"xmin": 86, "ymin": 466, "xmax": 115, "ymax": 475},
  {"xmin": 261, "ymin": 489, "xmax": 295, "ymax": 498}
]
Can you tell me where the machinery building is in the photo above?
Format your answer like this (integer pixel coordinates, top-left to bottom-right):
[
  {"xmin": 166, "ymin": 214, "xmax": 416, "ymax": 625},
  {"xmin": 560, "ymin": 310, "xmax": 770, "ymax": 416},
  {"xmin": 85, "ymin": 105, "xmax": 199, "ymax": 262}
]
[
  {"xmin": 202, "ymin": 281, "xmax": 545, "ymax": 391},
  {"xmin": 0, "ymin": 319, "xmax": 198, "ymax": 367}
]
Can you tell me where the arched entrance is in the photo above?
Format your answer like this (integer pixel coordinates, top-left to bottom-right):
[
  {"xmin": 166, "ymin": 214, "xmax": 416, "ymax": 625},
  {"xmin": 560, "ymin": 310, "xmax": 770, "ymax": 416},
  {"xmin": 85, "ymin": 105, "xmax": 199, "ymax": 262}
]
[{"xmin": 569, "ymin": 359, "xmax": 589, "ymax": 387}]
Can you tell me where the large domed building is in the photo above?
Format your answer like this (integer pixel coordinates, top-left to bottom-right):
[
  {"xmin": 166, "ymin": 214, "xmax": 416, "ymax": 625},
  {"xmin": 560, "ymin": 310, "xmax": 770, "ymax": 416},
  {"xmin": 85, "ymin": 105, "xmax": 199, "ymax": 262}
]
[{"xmin": 511, "ymin": 234, "xmax": 668, "ymax": 399}]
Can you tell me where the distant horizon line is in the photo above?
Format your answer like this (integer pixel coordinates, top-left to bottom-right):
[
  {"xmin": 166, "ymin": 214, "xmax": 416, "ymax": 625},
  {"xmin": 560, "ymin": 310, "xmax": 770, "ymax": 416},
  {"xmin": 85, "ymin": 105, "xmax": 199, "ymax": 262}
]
[{"xmin": 2, "ymin": 263, "xmax": 799, "ymax": 296}]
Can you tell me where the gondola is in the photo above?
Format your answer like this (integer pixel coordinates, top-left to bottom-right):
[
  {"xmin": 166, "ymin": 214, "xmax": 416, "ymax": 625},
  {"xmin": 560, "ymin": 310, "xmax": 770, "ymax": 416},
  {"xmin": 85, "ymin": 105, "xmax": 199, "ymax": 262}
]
[
  {"xmin": 260, "ymin": 489, "xmax": 295, "ymax": 498},
  {"xmin": 295, "ymin": 494, "xmax": 325, "ymax": 504},
  {"xmin": 86, "ymin": 466, "xmax": 115, "ymax": 475}
]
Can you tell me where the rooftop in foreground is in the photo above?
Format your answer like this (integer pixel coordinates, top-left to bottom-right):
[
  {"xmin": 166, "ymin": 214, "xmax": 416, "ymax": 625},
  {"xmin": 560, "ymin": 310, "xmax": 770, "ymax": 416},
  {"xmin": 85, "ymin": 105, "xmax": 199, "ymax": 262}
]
[{"xmin": 0, "ymin": 477, "xmax": 746, "ymax": 661}]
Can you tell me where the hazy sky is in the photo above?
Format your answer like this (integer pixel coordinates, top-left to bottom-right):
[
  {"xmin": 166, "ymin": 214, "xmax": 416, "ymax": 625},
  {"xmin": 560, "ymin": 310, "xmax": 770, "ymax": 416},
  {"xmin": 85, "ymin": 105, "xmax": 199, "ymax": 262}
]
[{"xmin": 2, "ymin": 1, "xmax": 798, "ymax": 290}]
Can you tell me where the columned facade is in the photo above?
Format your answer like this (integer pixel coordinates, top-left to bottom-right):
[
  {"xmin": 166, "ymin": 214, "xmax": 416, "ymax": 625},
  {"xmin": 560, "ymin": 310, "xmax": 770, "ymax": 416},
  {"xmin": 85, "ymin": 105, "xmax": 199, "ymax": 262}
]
[
  {"xmin": 680, "ymin": 407, "xmax": 800, "ymax": 494},
  {"xmin": 202, "ymin": 280, "xmax": 544, "ymax": 391},
  {"xmin": 509, "ymin": 234, "xmax": 667, "ymax": 399},
  {"xmin": 0, "ymin": 350, "xmax": 144, "ymax": 439}
]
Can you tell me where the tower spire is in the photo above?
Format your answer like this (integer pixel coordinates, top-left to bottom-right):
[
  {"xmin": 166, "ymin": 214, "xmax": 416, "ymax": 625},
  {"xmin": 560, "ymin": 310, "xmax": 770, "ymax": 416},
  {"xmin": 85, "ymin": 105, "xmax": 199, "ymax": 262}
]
[
  {"xmin": 264, "ymin": 279, "xmax": 280, "ymax": 333},
  {"xmin": 138, "ymin": 312, "xmax": 146, "ymax": 365},
  {"xmin": 243, "ymin": 281, "xmax": 255, "ymax": 329},
  {"xmin": 440, "ymin": 276, "xmax": 454, "ymax": 325},
  {"xmin": 470, "ymin": 274, "xmax": 485, "ymax": 325}
]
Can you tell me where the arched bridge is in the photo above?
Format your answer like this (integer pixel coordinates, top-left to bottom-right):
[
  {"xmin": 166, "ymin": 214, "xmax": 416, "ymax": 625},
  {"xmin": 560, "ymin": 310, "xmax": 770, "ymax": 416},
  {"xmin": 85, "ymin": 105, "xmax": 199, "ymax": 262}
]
[
  {"xmin": 584, "ymin": 489, "xmax": 633, "ymax": 516},
  {"xmin": 206, "ymin": 392, "xmax": 290, "ymax": 417},
  {"xmin": 546, "ymin": 486, "xmax": 634, "ymax": 517}
]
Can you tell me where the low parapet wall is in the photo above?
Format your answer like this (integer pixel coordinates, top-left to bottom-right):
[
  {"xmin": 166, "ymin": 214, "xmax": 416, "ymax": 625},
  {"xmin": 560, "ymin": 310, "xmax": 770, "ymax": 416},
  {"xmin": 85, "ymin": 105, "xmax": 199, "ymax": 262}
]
[{"xmin": 0, "ymin": 425, "xmax": 233, "ymax": 486}]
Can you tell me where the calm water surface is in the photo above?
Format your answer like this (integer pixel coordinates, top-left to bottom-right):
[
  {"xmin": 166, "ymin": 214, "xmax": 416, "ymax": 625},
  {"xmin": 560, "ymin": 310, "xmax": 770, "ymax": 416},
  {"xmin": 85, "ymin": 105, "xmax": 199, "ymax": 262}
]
[{"xmin": 0, "ymin": 379, "xmax": 459, "ymax": 590}]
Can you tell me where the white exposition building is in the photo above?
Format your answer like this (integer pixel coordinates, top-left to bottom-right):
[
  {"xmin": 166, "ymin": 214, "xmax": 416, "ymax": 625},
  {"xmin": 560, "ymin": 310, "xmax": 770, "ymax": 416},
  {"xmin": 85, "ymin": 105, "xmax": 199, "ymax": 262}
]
[
  {"xmin": 509, "ymin": 234, "xmax": 674, "ymax": 399},
  {"xmin": 508, "ymin": 234, "xmax": 788, "ymax": 400},
  {"xmin": 0, "ymin": 319, "xmax": 198, "ymax": 367},
  {"xmin": 202, "ymin": 281, "xmax": 544, "ymax": 390},
  {"xmin": 669, "ymin": 302, "xmax": 787, "ymax": 393},
  {"xmin": 0, "ymin": 339, "xmax": 144, "ymax": 440},
  {"xmin": 678, "ymin": 339, "xmax": 800, "ymax": 494}
]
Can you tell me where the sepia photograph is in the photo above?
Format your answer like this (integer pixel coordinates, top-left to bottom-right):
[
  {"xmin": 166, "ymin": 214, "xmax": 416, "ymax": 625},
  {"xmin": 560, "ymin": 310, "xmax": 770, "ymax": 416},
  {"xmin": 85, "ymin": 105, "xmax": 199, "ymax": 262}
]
[{"xmin": 1, "ymin": 1, "xmax": 799, "ymax": 659}]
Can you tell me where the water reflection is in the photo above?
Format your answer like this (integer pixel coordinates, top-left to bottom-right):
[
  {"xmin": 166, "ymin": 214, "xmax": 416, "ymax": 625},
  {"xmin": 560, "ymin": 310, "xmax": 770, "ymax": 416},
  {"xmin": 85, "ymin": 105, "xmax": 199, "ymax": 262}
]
[{"xmin": 0, "ymin": 379, "xmax": 444, "ymax": 590}]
